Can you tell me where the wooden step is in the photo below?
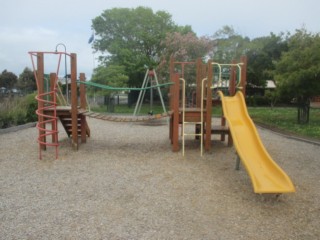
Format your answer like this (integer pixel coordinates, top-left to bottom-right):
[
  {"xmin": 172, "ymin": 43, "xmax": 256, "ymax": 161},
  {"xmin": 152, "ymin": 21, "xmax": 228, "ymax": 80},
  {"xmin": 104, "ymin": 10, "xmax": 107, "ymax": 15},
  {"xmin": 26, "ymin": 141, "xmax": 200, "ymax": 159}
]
[
  {"xmin": 210, "ymin": 125, "xmax": 232, "ymax": 147},
  {"xmin": 211, "ymin": 125, "xmax": 230, "ymax": 134},
  {"xmin": 58, "ymin": 112, "xmax": 90, "ymax": 138}
]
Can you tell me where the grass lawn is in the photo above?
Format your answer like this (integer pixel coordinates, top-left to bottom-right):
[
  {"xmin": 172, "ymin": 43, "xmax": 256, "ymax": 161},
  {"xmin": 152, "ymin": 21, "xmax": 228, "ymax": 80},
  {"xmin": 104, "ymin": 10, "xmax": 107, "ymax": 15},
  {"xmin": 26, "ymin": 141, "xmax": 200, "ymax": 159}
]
[
  {"xmin": 213, "ymin": 105, "xmax": 320, "ymax": 139},
  {"xmin": 248, "ymin": 107, "xmax": 320, "ymax": 140},
  {"xmin": 212, "ymin": 105, "xmax": 319, "ymax": 140}
]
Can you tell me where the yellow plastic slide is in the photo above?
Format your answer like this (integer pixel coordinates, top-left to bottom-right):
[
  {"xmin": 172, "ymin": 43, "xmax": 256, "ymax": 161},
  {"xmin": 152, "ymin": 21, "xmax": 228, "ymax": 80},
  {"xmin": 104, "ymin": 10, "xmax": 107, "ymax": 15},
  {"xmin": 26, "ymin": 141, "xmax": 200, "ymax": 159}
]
[{"xmin": 218, "ymin": 91, "xmax": 295, "ymax": 194}]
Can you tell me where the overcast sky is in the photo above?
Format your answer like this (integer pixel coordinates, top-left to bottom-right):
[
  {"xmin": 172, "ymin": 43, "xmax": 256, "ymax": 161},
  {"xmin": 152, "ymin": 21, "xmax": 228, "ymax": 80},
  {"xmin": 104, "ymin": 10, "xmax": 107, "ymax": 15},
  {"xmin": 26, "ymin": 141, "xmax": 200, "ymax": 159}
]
[{"xmin": 1, "ymin": 0, "xmax": 319, "ymax": 80}]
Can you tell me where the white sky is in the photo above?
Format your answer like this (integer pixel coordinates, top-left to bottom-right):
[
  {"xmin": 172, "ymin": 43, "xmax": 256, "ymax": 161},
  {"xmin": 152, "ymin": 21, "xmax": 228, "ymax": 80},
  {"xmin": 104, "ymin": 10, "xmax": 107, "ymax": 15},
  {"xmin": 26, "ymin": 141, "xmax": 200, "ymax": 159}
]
[{"xmin": 1, "ymin": 0, "xmax": 319, "ymax": 79}]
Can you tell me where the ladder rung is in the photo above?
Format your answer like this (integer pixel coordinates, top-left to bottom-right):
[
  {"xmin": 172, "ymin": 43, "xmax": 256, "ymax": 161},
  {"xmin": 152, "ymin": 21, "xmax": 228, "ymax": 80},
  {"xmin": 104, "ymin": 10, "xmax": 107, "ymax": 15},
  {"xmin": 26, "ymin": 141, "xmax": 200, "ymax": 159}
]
[
  {"xmin": 184, "ymin": 122, "xmax": 202, "ymax": 124},
  {"xmin": 184, "ymin": 133, "xmax": 202, "ymax": 136}
]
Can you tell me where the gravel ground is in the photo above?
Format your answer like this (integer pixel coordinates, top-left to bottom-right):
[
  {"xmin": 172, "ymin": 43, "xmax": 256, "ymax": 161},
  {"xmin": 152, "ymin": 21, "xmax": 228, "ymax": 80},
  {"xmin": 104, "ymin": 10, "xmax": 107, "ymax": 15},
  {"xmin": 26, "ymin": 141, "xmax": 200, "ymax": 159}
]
[{"xmin": 1, "ymin": 117, "xmax": 319, "ymax": 240}]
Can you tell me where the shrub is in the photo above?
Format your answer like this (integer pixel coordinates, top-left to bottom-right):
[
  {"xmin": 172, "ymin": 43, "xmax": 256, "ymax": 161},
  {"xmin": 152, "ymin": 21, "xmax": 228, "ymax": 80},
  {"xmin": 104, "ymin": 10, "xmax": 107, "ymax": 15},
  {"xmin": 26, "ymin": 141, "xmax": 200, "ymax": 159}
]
[
  {"xmin": 24, "ymin": 93, "xmax": 37, "ymax": 122},
  {"xmin": 0, "ymin": 99, "xmax": 14, "ymax": 128},
  {"xmin": 245, "ymin": 95, "xmax": 269, "ymax": 106},
  {"xmin": 0, "ymin": 93, "xmax": 37, "ymax": 129}
]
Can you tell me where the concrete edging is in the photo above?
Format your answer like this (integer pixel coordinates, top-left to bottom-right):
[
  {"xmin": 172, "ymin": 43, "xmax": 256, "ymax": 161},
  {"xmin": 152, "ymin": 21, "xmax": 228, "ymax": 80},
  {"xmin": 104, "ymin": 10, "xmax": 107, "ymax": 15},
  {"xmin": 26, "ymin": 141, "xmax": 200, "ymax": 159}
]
[
  {"xmin": 0, "ymin": 122, "xmax": 37, "ymax": 135},
  {"xmin": 1, "ymin": 120, "xmax": 320, "ymax": 147},
  {"xmin": 256, "ymin": 123, "xmax": 320, "ymax": 146}
]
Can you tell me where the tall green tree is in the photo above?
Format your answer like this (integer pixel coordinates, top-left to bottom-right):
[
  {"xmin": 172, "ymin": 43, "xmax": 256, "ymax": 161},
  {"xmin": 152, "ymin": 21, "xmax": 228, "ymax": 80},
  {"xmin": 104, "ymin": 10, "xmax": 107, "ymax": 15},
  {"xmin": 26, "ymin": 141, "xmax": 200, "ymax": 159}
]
[
  {"xmin": 210, "ymin": 25, "xmax": 250, "ymax": 62},
  {"xmin": 91, "ymin": 64, "xmax": 129, "ymax": 95},
  {"xmin": 0, "ymin": 70, "xmax": 17, "ymax": 89},
  {"xmin": 91, "ymin": 7, "xmax": 180, "ymax": 86},
  {"xmin": 17, "ymin": 67, "xmax": 37, "ymax": 93},
  {"xmin": 275, "ymin": 28, "xmax": 320, "ymax": 123},
  {"xmin": 90, "ymin": 64, "xmax": 129, "ymax": 111},
  {"xmin": 246, "ymin": 33, "xmax": 288, "ymax": 91}
]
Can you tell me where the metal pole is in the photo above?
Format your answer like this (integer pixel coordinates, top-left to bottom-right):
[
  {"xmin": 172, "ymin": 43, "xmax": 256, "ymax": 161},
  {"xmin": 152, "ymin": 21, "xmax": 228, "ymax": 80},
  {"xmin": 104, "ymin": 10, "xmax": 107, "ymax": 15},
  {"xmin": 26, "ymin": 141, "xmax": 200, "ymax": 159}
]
[
  {"xmin": 153, "ymin": 70, "xmax": 167, "ymax": 114},
  {"xmin": 133, "ymin": 69, "xmax": 149, "ymax": 116},
  {"xmin": 150, "ymin": 72, "xmax": 153, "ymax": 115}
]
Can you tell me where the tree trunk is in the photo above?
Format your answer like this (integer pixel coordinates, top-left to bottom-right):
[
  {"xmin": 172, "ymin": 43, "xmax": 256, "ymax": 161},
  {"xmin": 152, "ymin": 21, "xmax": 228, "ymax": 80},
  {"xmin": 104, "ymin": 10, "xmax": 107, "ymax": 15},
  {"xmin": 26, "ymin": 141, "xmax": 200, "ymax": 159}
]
[
  {"xmin": 297, "ymin": 99, "xmax": 310, "ymax": 124},
  {"xmin": 105, "ymin": 95, "xmax": 115, "ymax": 113}
]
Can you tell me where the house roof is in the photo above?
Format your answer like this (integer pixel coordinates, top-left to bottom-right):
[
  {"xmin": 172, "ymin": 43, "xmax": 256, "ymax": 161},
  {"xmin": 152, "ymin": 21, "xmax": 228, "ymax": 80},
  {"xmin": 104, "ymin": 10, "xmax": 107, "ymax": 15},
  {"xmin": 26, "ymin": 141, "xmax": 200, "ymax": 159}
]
[{"xmin": 266, "ymin": 80, "xmax": 276, "ymax": 89}]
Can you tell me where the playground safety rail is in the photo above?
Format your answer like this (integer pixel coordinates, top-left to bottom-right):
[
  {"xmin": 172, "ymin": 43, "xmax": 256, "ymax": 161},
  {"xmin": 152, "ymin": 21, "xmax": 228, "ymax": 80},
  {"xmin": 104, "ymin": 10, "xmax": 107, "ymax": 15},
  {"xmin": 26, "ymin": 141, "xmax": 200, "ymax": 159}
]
[{"xmin": 211, "ymin": 62, "xmax": 243, "ymax": 89}]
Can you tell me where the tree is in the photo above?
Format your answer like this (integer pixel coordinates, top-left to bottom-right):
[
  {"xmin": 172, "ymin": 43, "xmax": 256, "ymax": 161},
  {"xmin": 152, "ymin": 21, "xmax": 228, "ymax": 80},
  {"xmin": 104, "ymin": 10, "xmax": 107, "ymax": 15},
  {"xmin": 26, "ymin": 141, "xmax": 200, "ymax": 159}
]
[
  {"xmin": 210, "ymin": 25, "xmax": 250, "ymax": 62},
  {"xmin": 91, "ymin": 7, "xmax": 180, "ymax": 86},
  {"xmin": 90, "ymin": 64, "xmax": 129, "ymax": 112},
  {"xmin": 90, "ymin": 64, "xmax": 128, "ymax": 96},
  {"xmin": 160, "ymin": 32, "xmax": 213, "ymax": 62},
  {"xmin": 0, "ymin": 70, "xmax": 17, "ymax": 89},
  {"xmin": 246, "ymin": 50, "xmax": 273, "ymax": 89},
  {"xmin": 265, "ymin": 89, "xmax": 279, "ymax": 109},
  {"xmin": 275, "ymin": 28, "xmax": 320, "ymax": 124},
  {"xmin": 245, "ymin": 33, "xmax": 288, "ymax": 95},
  {"xmin": 157, "ymin": 31, "xmax": 213, "ymax": 83},
  {"xmin": 17, "ymin": 67, "xmax": 37, "ymax": 93}
]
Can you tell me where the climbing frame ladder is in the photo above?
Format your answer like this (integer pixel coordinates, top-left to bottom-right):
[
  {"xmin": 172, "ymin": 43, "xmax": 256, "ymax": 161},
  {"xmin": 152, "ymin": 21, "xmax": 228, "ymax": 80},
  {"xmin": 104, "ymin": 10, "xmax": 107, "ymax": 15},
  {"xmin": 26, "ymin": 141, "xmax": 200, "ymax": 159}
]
[{"xmin": 180, "ymin": 78, "xmax": 204, "ymax": 156}]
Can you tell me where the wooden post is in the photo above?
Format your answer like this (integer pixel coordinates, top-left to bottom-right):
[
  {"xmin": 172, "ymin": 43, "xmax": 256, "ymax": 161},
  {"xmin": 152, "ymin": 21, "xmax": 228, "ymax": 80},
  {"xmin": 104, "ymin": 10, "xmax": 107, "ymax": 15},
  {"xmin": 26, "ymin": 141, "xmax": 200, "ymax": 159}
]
[
  {"xmin": 205, "ymin": 60, "xmax": 212, "ymax": 151},
  {"xmin": 169, "ymin": 56, "xmax": 175, "ymax": 83},
  {"xmin": 169, "ymin": 68, "xmax": 175, "ymax": 142},
  {"xmin": 50, "ymin": 73, "xmax": 57, "ymax": 144},
  {"xmin": 79, "ymin": 73, "xmax": 86, "ymax": 109},
  {"xmin": 172, "ymin": 73, "xmax": 180, "ymax": 151},
  {"xmin": 229, "ymin": 60, "xmax": 236, "ymax": 96},
  {"xmin": 70, "ymin": 53, "xmax": 78, "ymax": 150},
  {"xmin": 49, "ymin": 73, "xmax": 56, "ymax": 102},
  {"xmin": 37, "ymin": 52, "xmax": 46, "ymax": 150},
  {"xmin": 79, "ymin": 73, "xmax": 87, "ymax": 143},
  {"xmin": 196, "ymin": 58, "xmax": 202, "ymax": 108},
  {"xmin": 240, "ymin": 55, "xmax": 247, "ymax": 96},
  {"xmin": 169, "ymin": 57, "xmax": 175, "ymax": 145}
]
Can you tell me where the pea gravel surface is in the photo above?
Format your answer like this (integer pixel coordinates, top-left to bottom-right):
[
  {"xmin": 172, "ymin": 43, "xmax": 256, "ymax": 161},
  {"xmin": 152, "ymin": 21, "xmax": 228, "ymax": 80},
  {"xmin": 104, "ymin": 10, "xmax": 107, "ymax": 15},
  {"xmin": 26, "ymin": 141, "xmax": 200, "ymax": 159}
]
[{"xmin": 1, "ymin": 118, "xmax": 319, "ymax": 240}]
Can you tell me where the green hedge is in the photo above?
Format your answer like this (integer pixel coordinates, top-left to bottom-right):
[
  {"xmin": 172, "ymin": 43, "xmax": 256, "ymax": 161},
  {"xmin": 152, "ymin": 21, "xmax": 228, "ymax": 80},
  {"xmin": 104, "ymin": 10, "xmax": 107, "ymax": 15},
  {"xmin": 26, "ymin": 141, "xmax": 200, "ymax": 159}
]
[{"xmin": 245, "ymin": 95, "xmax": 270, "ymax": 106}]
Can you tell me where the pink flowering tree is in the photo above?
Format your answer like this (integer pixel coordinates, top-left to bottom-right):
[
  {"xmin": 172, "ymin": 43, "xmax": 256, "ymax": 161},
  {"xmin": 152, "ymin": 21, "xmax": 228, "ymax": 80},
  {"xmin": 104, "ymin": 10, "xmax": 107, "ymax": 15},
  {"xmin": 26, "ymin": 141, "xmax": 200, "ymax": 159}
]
[{"xmin": 158, "ymin": 32, "xmax": 213, "ymax": 82}]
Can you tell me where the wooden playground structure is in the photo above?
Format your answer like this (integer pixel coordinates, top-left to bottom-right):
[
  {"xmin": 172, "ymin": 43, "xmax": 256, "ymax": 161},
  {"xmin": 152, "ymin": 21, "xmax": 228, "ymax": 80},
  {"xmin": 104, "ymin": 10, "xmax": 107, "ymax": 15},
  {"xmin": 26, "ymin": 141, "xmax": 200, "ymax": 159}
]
[
  {"xmin": 29, "ymin": 51, "xmax": 90, "ymax": 159},
  {"xmin": 29, "ymin": 51, "xmax": 172, "ymax": 159},
  {"xmin": 29, "ymin": 51, "xmax": 297, "ymax": 194},
  {"xmin": 29, "ymin": 51, "xmax": 247, "ymax": 159},
  {"xmin": 168, "ymin": 56, "xmax": 247, "ymax": 155}
]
